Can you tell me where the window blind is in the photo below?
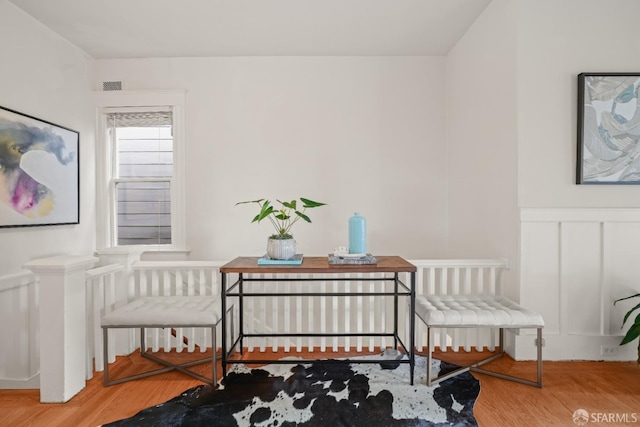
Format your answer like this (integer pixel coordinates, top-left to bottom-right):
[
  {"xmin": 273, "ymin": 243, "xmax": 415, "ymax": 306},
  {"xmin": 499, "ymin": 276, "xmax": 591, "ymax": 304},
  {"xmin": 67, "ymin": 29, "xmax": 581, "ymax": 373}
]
[{"xmin": 105, "ymin": 110, "xmax": 172, "ymax": 128}]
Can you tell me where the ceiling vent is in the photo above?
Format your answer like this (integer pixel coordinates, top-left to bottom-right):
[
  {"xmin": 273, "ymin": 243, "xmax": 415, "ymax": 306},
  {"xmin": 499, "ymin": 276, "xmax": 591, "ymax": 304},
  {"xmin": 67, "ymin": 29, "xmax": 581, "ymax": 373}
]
[{"xmin": 102, "ymin": 80, "xmax": 124, "ymax": 91}]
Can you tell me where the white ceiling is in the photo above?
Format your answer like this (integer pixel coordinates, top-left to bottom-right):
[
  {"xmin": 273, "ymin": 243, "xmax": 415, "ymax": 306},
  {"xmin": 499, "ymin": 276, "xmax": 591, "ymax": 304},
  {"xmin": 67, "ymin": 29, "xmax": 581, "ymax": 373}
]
[{"xmin": 8, "ymin": 0, "xmax": 491, "ymax": 59}]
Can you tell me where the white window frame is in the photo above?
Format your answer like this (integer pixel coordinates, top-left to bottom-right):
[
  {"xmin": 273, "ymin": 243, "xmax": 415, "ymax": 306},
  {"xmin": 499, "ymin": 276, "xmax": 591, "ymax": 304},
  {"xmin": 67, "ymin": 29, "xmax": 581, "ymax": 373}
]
[{"xmin": 94, "ymin": 90, "xmax": 187, "ymax": 251}]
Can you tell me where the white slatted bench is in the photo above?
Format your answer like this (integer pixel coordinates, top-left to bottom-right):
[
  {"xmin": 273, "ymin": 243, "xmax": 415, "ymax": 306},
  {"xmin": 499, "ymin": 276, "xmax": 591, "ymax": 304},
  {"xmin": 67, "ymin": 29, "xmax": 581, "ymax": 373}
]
[
  {"xmin": 415, "ymin": 294, "xmax": 544, "ymax": 388},
  {"xmin": 101, "ymin": 296, "xmax": 222, "ymax": 386}
]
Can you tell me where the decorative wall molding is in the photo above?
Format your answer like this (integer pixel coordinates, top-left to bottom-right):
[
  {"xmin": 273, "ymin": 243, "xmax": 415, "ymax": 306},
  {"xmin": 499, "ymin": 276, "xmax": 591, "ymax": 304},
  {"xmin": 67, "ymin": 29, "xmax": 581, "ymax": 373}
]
[
  {"xmin": 518, "ymin": 207, "xmax": 640, "ymax": 361},
  {"xmin": 521, "ymin": 207, "xmax": 640, "ymax": 223},
  {"xmin": 0, "ymin": 271, "xmax": 39, "ymax": 389}
]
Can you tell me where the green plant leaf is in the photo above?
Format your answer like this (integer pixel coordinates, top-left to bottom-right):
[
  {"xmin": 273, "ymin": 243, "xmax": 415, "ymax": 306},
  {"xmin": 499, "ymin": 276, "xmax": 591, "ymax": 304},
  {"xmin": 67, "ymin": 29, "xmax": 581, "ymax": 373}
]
[
  {"xmin": 281, "ymin": 199, "xmax": 297, "ymax": 210},
  {"xmin": 235, "ymin": 199, "xmax": 264, "ymax": 206},
  {"xmin": 256, "ymin": 205, "xmax": 274, "ymax": 222},
  {"xmin": 295, "ymin": 211, "xmax": 311, "ymax": 222},
  {"xmin": 614, "ymin": 293, "xmax": 640, "ymax": 305},
  {"xmin": 237, "ymin": 197, "xmax": 324, "ymax": 235},
  {"xmin": 621, "ymin": 302, "xmax": 640, "ymax": 327},
  {"xmin": 300, "ymin": 198, "xmax": 326, "ymax": 208},
  {"xmin": 620, "ymin": 319, "xmax": 640, "ymax": 346}
]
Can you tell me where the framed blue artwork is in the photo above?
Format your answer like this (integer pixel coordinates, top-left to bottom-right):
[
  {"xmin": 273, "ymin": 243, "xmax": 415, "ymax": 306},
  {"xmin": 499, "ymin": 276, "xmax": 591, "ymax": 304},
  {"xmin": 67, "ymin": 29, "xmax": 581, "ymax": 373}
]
[
  {"xmin": 577, "ymin": 73, "xmax": 640, "ymax": 184},
  {"xmin": 0, "ymin": 105, "xmax": 79, "ymax": 227}
]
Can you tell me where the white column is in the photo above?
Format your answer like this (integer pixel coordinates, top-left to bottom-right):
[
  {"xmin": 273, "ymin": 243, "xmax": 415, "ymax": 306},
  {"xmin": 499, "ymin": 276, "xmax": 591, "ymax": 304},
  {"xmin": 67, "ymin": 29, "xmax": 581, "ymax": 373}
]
[{"xmin": 24, "ymin": 255, "xmax": 98, "ymax": 403}]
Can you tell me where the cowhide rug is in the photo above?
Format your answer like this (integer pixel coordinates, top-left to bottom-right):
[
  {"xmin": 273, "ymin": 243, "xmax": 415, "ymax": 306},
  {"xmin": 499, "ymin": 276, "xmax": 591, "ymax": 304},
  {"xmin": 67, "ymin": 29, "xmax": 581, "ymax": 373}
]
[{"xmin": 105, "ymin": 355, "xmax": 480, "ymax": 427}]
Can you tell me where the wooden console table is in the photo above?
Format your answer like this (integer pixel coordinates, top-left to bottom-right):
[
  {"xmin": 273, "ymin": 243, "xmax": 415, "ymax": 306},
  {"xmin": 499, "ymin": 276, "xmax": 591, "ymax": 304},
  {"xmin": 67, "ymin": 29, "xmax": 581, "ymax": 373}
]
[{"xmin": 219, "ymin": 256, "xmax": 417, "ymax": 384}]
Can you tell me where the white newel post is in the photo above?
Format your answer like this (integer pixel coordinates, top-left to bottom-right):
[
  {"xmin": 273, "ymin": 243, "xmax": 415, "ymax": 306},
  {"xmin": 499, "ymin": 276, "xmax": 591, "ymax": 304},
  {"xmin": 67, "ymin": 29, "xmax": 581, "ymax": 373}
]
[{"xmin": 24, "ymin": 255, "xmax": 98, "ymax": 403}]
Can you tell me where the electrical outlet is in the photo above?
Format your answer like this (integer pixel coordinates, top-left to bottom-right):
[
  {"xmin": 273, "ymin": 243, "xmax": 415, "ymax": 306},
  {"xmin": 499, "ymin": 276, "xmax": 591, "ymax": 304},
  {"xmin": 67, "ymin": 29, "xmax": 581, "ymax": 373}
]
[
  {"xmin": 601, "ymin": 345, "xmax": 619, "ymax": 356},
  {"xmin": 535, "ymin": 338, "xmax": 545, "ymax": 347}
]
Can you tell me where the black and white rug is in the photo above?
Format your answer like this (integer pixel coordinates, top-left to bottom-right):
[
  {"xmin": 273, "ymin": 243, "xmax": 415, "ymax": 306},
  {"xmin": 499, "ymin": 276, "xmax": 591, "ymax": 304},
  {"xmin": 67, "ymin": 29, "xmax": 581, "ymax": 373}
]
[{"xmin": 105, "ymin": 355, "xmax": 480, "ymax": 426}]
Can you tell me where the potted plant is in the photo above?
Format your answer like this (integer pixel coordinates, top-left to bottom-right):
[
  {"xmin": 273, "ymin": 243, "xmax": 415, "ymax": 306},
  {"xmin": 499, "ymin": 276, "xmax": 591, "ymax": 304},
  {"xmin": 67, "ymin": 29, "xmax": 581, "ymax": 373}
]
[
  {"xmin": 613, "ymin": 293, "xmax": 640, "ymax": 364},
  {"xmin": 236, "ymin": 197, "xmax": 327, "ymax": 260}
]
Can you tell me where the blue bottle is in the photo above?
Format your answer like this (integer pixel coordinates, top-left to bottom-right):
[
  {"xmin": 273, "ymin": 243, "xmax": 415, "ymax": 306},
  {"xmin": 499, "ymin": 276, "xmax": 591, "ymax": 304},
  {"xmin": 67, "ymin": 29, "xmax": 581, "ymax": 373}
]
[{"xmin": 349, "ymin": 213, "xmax": 366, "ymax": 254}]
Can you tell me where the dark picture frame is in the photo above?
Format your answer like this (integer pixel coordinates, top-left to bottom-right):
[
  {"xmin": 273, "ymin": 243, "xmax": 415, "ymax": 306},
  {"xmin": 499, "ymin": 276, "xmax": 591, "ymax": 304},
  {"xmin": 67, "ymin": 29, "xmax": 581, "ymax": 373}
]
[
  {"xmin": 0, "ymin": 105, "xmax": 79, "ymax": 228},
  {"xmin": 577, "ymin": 72, "xmax": 640, "ymax": 184}
]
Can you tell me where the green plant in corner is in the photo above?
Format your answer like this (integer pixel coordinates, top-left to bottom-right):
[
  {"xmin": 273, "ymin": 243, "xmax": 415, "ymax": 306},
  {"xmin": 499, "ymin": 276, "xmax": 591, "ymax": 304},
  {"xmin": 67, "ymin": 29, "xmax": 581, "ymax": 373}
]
[
  {"xmin": 614, "ymin": 293, "xmax": 640, "ymax": 365},
  {"xmin": 236, "ymin": 198, "xmax": 327, "ymax": 239}
]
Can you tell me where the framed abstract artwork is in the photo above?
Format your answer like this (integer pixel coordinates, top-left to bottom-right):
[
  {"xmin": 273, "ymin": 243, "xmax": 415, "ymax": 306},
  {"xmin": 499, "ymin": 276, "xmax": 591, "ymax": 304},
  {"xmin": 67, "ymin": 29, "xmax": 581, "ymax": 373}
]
[
  {"xmin": 0, "ymin": 105, "xmax": 79, "ymax": 227},
  {"xmin": 577, "ymin": 73, "xmax": 640, "ymax": 184}
]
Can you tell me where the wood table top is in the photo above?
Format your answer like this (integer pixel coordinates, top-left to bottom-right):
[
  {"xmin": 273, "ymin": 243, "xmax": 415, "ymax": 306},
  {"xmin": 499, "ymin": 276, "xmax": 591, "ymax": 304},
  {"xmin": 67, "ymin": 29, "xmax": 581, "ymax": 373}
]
[{"xmin": 220, "ymin": 256, "xmax": 416, "ymax": 274}]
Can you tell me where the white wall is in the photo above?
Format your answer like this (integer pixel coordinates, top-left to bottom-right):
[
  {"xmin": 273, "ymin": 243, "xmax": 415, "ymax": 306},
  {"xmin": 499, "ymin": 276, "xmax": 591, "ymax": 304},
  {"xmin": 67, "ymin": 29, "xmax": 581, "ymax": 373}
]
[
  {"xmin": 514, "ymin": 0, "xmax": 640, "ymax": 360},
  {"xmin": 94, "ymin": 57, "xmax": 448, "ymax": 261},
  {"xmin": 0, "ymin": 1, "xmax": 96, "ymax": 277},
  {"xmin": 6, "ymin": 0, "xmax": 637, "ymax": 362},
  {"xmin": 445, "ymin": 0, "xmax": 519, "ymax": 294},
  {"xmin": 517, "ymin": 0, "xmax": 640, "ymax": 208},
  {"xmin": 444, "ymin": 0, "xmax": 640, "ymax": 360}
]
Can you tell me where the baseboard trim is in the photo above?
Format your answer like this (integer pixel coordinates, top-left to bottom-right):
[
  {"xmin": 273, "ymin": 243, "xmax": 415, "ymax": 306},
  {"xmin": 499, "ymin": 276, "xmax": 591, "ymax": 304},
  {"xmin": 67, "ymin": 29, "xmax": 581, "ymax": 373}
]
[{"xmin": 0, "ymin": 373, "xmax": 39, "ymax": 390}]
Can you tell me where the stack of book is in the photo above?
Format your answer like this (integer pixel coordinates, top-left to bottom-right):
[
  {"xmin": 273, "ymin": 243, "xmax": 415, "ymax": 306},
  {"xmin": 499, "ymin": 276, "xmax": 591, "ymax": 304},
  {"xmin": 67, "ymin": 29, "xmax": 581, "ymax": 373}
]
[{"xmin": 257, "ymin": 254, "xmax": 304, "ymax": 265}]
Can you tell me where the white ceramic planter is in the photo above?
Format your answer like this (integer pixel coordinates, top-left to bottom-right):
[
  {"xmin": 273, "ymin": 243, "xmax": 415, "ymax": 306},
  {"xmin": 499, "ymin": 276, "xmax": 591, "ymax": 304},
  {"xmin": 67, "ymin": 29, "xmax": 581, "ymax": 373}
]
[{"xmin": 266, "ymin": 238, "xmax": 296, "ymax": 260}]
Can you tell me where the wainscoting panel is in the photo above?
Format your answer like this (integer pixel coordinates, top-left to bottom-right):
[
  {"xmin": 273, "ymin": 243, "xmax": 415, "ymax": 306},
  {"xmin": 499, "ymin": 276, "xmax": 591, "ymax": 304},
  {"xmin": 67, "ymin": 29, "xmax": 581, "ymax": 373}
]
[
  {"xmin": 520, "ymin": 221, "xmax": 561, "ymax": 335},
  {"xmin": 605, "ymin": 222, "xmax": 640, "ymax": 335},
  {"xmin": 561, "ymin": 222, "xmax": 602, "ymax": 336},
  {"xmin": 0, "ymin": 271, "xmax": 39, "ymax": 389},
  {"xmin": 519, "ymin": 208, "xmax": 640, "ymax": 360}
]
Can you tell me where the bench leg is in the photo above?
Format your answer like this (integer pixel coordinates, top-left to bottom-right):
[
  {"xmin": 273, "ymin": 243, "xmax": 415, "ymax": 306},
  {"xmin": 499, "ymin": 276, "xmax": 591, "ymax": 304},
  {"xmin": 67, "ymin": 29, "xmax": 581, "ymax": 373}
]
[
  {"xmin": 469, "ymin": 328, "xmax": 543, "ymax": 388},
  {"xmin": 537, "ymin": 327, "xmax": 543, "ymax": 386},
  {"xmin": 103, "ymin": 327, "xmax": 109, "ymax": 387},
  {"xmin": 423, "ymin": 327, "xmax": 543, "ymax": 388},
  {"xmin": 103, "ymin": 325, "xmax": 220, "ymax": 387},
  {"xmin": 427, "ymin": 326, "xmax": 432, "ymax": 386}
]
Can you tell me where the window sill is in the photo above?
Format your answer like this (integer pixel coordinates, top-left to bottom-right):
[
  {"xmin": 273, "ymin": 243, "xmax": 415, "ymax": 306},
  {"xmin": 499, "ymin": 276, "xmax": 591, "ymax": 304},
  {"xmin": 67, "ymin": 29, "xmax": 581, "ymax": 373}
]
[{"xmin": 98, "ymin": 245, "xmax": 191, "ymax": 254}]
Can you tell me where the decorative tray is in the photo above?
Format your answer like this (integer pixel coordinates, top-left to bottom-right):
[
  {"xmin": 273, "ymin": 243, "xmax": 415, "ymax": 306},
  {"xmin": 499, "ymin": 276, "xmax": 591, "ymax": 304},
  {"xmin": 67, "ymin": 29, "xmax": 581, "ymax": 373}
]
[{"xmin": 328, "ymin": 253, "xmax": 377, "ymax": 265}]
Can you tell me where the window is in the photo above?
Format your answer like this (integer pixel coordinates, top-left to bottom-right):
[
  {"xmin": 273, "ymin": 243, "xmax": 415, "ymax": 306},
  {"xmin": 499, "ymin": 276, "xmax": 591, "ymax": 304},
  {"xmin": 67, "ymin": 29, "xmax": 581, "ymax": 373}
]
[
  {"xmin": 107, "ymin": 109, "xmax": 173, "ymax": 245},
  {"xmin": 95, "ymin": 91, "xmax": 186, "ymax": 250}
]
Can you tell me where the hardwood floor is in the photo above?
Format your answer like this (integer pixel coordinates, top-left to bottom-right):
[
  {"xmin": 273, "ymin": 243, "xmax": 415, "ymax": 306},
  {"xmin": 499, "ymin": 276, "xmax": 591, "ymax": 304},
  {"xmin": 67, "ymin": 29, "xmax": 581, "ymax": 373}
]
[{"xmin": 0, "ymin": 348, "xmax": 638, "ymax": 427}]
